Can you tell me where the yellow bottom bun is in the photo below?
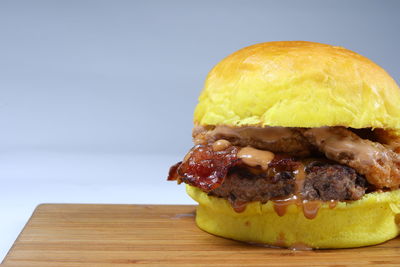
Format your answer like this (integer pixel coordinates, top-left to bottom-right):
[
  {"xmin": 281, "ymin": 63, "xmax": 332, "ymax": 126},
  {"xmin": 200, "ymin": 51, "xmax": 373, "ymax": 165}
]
[{"xmin": 186, "ymin": 185, "xmax": 400, "ymax": 249}]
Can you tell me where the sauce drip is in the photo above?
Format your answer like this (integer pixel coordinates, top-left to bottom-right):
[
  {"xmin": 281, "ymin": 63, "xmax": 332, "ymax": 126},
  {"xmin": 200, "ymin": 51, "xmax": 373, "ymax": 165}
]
[
  {"xmin": 329, "ymin": 200, "xmax": 338, "ymax": 209},
  {"xmin": 274, "ymin": 232, "xmax": 286, "ymax": 247},
  {"xmin": 306, "ymin": 127, "xmax": 384, "ymax": 167},
  {"xmin": 272, "ymin": 162, "xmax": 307, "ymax": 217},
  {"xmin": 293, "ymin": 163, "xmax": 306, "ymax": 196},
  {"xmin": 237, "ymin": 146, "xmax": 274, "ymax": 170},
  {"xmin": 231, "ymin": 201, "xmax": 247, "ymax": 213},
  {"xmin": 208, "ymin": 139, "xmax": 336, "ymax": 219},
  {"xmin": 273, "ymin": 196, "xmax": 298, "ymax": 217},
  {"xmin": 194, "ymin": 125, "xmax": 295, "ymax": 144},
  {"xmin": 212, "ymin": 139, "xmax": 231, "ymax": 151},
  {"xmin": 302, "ymin": 200, "xmax": 321, "ymax": 220},
  {"xmin": 271, "ymin": 161, "xmax": 324, "ymax": 220}
]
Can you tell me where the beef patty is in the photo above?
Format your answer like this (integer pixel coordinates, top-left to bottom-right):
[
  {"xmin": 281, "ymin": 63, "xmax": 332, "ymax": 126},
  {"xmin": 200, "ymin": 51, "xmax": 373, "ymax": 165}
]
[{"xmin": 208, "ymin": 160, "xmax": 370, "ymax": 204}]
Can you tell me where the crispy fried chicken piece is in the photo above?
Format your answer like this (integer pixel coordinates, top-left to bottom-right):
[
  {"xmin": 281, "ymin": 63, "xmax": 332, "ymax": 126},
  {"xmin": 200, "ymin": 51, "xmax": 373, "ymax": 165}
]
[
  {"xmin": 302, "ymin": 127, "xmax": 400, "ymax": 189},
  {"xmin": 374, "ymin": 128, "xmax": 400, "ymax": 153}
]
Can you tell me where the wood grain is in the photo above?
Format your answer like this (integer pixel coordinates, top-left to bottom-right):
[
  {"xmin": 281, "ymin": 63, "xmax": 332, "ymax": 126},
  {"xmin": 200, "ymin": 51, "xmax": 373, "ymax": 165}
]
[{"xmin": 2, "ymin": 204, "xmax": 400, "ymax": 266}]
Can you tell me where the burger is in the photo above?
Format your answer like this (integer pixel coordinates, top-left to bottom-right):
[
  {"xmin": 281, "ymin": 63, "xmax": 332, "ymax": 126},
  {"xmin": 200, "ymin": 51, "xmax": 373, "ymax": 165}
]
[{"xmin": 167, "ymin": 41, "xmax": 400, "ymax": 249}]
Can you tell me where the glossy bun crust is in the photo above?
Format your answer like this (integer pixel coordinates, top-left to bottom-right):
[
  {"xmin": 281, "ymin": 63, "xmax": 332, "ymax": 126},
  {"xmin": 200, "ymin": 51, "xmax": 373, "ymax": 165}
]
[
  {"xmin": 187, "ymin": 185, "xmax": 400, "ymax": 249},
  {"xmin": 194, "ymin": 41, "xmax": 400, "ymax": 129}
]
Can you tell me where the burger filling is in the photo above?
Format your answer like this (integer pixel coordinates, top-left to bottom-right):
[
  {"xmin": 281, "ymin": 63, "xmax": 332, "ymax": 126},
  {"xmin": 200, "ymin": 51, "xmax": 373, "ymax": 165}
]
[{"xmin": 168, "ymin": 126, "xmax": 400, "ymax": 212}]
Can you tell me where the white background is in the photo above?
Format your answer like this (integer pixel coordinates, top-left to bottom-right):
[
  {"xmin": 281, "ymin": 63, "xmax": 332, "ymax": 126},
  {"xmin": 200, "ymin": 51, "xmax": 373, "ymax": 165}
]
[{"xmin": 1, "ymin": 0, "xmax": 399, "ymax": 260}]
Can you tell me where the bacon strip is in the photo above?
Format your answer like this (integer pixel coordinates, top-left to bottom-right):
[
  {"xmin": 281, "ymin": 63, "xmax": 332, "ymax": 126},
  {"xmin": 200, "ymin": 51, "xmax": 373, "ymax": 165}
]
[
  {"xmin": 167, "ymin": 144, "xmax": 240, "ymax": 192},
  {"xmin": 167, "ymin": 162, "xmax": 182, "ymax": 181}
]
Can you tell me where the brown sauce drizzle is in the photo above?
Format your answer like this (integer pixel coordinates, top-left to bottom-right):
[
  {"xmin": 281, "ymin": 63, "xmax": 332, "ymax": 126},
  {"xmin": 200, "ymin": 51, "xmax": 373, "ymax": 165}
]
[
  {"xmin": 306, "ymin": 128, "xmax": 379, "ymax": 164},
  {"xmin": 202, "ymin": 139, "xmax": 335, "ymax": 219},
  {"xmin": 231, "ymin": 158, "xmax": 338, "ymax": 219},
  {"xmin": 273, "ymin": 196, "xmax": 298, "ymax": 217},
  {"xmin": 294, "ymin": 163, "xmax": 306, "ymax": 196},
  {"xmin": 230, "ymin": 200, "xmax": 247, "ymax": 213},
  {"xmin": 237, "ymin": 146, "xmax": 275, "ymax": 170},
  {"xmin": 271, "ymin": 162, "xmax": 322, "ymax": 220},
  {"xmin": 212, "ymin": 139, "xmax": 232, "ymax": 151},
  {"xmin": 302, "ymin": 200, "xmax": 321, "ymax": 220},
  {"xmin": 272, "ymin": 196, "xmax": 321, "ymax": 220},
  {"xmin": 274, "ymin": 232, "xmax": 286, "ymax": 247},
  {"xmin": 228, "ymin": 153, "xmax": 331, "ymax": 219},
  {"xmin": 329, "ymin": 200, "xmax": 338, "ymax": 209},
  {"xmin": 194, "ymin": 125, "xmax": 294, "ymax": 144}
]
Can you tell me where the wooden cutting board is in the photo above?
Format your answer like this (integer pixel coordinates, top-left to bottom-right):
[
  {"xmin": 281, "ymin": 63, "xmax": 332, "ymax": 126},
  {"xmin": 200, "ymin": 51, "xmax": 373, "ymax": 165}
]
[{"xmin": 2, "ymin": 204, "xmax": 400, "ymax": 267}]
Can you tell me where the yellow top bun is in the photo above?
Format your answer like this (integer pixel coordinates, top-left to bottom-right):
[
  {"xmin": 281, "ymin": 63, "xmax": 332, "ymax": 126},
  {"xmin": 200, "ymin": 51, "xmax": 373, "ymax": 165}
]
[{"xmin": 194, "ymin": 41, "xmax": 400, "ymax": 129}]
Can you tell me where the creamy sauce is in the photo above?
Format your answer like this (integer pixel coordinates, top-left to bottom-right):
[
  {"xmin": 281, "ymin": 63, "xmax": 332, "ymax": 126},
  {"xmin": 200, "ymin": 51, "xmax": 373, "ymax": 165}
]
[
  {"xmin": 274, "ymin": 232, "xmax": 286, "ymax": 247},
  {"xmin": 273, "ymin": 197, "xmax": 322, "ymax": 220},
  {"xmin": 212, "ymin": 139, "xmax": 231, "ymax": 151},
  {"xmin": 305, "ymin": 127, "xmax": 400, "ymax": 188},
  {"xmin": 193, "ymin": 135, "xmax": 207, "ymax": 145},
  {"xmin": 302, "ymin": 200, "xmax": 321, "ymax": 220},
  {"xmin": 273, "ymin": 196, "xmax": 298, "ymax": 217},
  {"xmin": 192, "ymin": 125, "xmax": 207, "ymax": 137},
  {"xmin": 234, "ymin": 142, "xmax": 337, "ymax": 219},
  {"xmin": 199, "ymin": 126, "xmax": 347, "ymax": 220},
  {"xmin": 293, "ymin": 163, "xmax": 306, "ymax": 195},
  {"xmin": 230, "ymin": 200, "xmax": 247, "ymax": 213},
  {"xmin": 193, "ymin": 125, "xmax": 294, "ymax": 144},
  {"xmin": 273, "ymin": 199, "xmax": 321, "ymax": 219},
  {"xmin": 212, "ymin": 125, "xmax": 293, "ymax": 142},
  {"xmin": 329, "ymin": 200, "xmax": 338, "ymax": 209},
  {"xmin": 306, "ymin": 127, "xmax": 383, "ymax": 165},
  {"xmin": 237, "ymin": 146, "xmax": 274, "ymax": 170},
  {"xmin": 272, "ymin": 162, "xmax": 324, "ymax": 219}
]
